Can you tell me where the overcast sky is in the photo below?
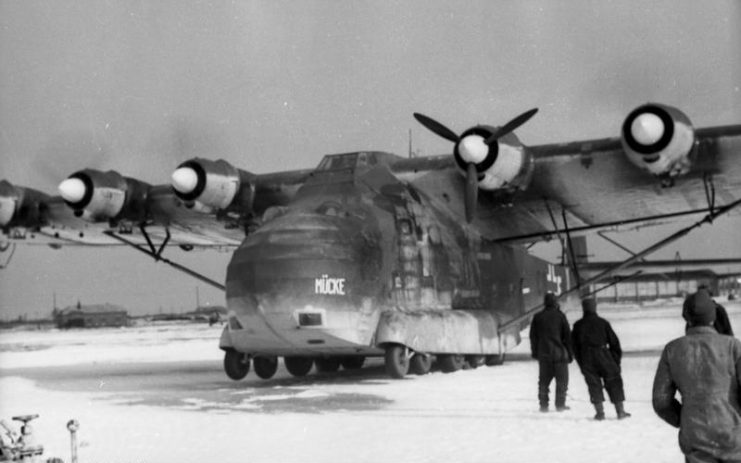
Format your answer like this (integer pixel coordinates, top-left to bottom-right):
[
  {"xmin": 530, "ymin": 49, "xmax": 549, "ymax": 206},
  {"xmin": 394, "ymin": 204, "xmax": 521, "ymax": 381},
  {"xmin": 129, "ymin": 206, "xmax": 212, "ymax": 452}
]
[{"xmin": 1, "ymin": 0, "xmax": 740, "ymax": 318}]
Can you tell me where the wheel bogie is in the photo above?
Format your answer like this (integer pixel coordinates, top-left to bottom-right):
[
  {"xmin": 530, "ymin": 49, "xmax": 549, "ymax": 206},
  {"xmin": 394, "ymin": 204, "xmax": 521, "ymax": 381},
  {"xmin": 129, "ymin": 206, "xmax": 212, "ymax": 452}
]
[
  {"xmin": 438, "ymin": 354, "xmax": 465, "ymax": 373},
  {"xmin": 315, "ymin": 356, "xmax": 341, "ymax": 373},
  {"xmin": 284, "ymin": 356, "xmax": 314, "ymax": 377},
  {"xmin": 384, "ymin": 344, "xmax": 410, "ymax": 378},
  {"xmin": 223, "ymin": 349, "xmax": 250, "ymax": 381},
  {"xmin": 409, "ymin": 353, "xmax": 432, "ymax": 375},
  {"xmin": 253, "ymin": 356, "xmax": 279, "ymax": 379},
  {"xmin": 340, "ymin": 356, "xmax": 366, "ymax": 370},
  {"xmin": 465, "ymin": 355, "xmax": 484, "ymax": 369}
]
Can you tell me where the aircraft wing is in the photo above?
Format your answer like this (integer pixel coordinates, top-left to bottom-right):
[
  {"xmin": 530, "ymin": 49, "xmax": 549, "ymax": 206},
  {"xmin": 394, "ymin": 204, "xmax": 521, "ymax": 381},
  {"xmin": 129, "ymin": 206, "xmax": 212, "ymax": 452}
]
[
  {"xmin": 403, "ymin": 104, "xmax": 741, "ymax": 243},
  {"xmin": 1, "ymin": 163, "xmax": 313, "ymax": 250},
  {"xmin": 3, "ymin": 103, "xmax": 740, "ymax": 252},
  {"xmin": 493, "ymin": 126, "xmax": 741, "ymax": 241}
]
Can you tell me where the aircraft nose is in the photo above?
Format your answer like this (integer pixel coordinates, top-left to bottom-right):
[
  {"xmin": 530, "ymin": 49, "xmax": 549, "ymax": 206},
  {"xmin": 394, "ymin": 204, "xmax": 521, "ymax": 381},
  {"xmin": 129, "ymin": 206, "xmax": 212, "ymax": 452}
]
[
  {"xmin": 225, "ymin": 210, "xmax": 383, "ymax": 350},
  {"xmin": 227, "ymin": 212, "xmax": 381, "ymax": 300}
]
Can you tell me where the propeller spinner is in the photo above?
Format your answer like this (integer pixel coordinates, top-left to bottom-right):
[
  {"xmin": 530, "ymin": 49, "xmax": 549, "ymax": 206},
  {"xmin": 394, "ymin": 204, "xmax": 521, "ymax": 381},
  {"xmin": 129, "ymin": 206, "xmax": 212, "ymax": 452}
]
[{"xmin": 413, "ymin": 108, "xmax": 538, "ymax": 222}]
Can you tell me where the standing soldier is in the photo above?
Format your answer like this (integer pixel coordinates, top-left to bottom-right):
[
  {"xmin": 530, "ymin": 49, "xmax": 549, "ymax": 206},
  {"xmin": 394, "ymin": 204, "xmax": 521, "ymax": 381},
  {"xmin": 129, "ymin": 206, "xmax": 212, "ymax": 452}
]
[
  {"xmin": 571, "ymin": 298, "xmax": 631, "ymax": 420},
  {"xmin": 653, "ymin": 290, "xmax": 741, "ymax": 462},
  {"xmin": 530, "ymin": 292, "xmax": 573, "ymax": 412},
  {"xmin": 683, "ymin": 286, "xmax": 734, "ymax": 336}
]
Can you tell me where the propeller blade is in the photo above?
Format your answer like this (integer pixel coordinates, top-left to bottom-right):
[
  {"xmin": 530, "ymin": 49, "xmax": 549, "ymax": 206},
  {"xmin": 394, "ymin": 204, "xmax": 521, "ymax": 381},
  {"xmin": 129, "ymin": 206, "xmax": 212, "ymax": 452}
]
[
  {"xmin": 413, "ymin": 113, "xmax": 460, "ymax": 143},
  {"xmin": 485, "ymin": 108, "xmax": 539, "ymax": 145},
  {"xmin": 465, "ymin": 163, "xmax": 478, "ymax": 223}
]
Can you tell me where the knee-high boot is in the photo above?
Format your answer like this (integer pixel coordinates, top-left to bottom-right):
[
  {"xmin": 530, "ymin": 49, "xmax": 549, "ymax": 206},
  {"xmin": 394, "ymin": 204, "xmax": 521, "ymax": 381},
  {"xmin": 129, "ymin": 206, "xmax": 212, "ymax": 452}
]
[
  {"xmin": 615, "ymin": 401, "xmax": 631, "ymax": 419},
  {"xmin": 593, "ymin": 402, "xmax": 605, "ymax": 421}
]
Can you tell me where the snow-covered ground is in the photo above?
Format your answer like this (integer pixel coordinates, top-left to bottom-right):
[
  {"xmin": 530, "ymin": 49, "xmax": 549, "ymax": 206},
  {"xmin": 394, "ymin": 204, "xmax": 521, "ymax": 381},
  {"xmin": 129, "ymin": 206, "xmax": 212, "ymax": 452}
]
[{"xmin": 1, "ymin": 300, "xmax": 739, "ymax": 463}]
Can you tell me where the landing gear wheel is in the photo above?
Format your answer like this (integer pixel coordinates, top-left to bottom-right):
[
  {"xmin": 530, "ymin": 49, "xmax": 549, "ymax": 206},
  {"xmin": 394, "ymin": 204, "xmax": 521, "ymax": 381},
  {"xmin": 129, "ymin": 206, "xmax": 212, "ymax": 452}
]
[
  {"xmin": 340, "ymin": 356, "xmax": 365, "ymax": 370},
  {"xmin": 254, "ymin": 356, "xmax": 279, "ymax": 379},
  {"xmin": 409, "ymin": 353, "xmax": 432, "ymax": 375},
  {"xmin": 315, "ymin": 357, "xmax": 341, "ymax": 373},
  {"xmin": 385, "ymin": 344, "xmax": 410, "ymax": 378},
  {"xmin": 223, "ymin": 350, "xmax": 250, "ymax": 380},
  {"xmin": 284, "ymin": 356, "xmax": 314, "ymax": 377},
  {"xmin": 465, "ymin": 355, "xmax": 484, "ymax": 369},
  {"xmin": 438, "ymin": 354, "xmax": 465, "ymax": 373},
  {"xmin": 485, "ymin": 354, "xmax": 505, "ymax": 366}
]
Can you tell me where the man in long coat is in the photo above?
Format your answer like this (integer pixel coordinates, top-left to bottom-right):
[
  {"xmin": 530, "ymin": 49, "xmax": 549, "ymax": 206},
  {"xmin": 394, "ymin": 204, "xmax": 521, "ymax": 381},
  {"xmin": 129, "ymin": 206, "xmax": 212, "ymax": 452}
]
[
  {"xmin": 530, "ymin": 292, "xmax": 573, "ymax": 412},
  {"xmin": 653, "ymin": 290, "xmax": 741, "ymax": 462},
  {"xmin": 682, "ymin": 287, "xmax": 735, "ymax": 336},
  {"xmin": 571, "ymin": 298, "xmax": 630, "ymax": 420}
]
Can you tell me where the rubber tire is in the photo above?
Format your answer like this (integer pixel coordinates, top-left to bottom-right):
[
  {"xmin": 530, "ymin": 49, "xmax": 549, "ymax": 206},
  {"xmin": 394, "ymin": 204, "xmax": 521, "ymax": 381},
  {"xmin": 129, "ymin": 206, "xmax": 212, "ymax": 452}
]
[
  {"xmin": 485, "ymin": 354, "xmax": 505, "ymax": 366},
  {"xmin": 284, "ymin": 356, "xmax": 314, "ymax": 377},
  {"xmin": 223, "ymin": 350, "xmax": 250, "ymax": 380},
  {"xmin": 385, "ymin": 345, "xmax": 410, "ymax": 378},
  {"xmin": 409, "ymin": 353, "xmax": 432, "ymax": 375},
  {"xmin": 254, "ymin": 356, "xmax": 279, "ymax": 379},
  {"xmin": 438, "ymin": 354, "xmax": 465, "ymax": 373},
  {"xmin": 340, "ymin": 356, "xmax": 365, "ymax": 370},
  {"xmin": 465, "ymin": 355, "xmax": 484, "ymax": 369},
  {"xmin": 315, "ymin": 357, "xmax": 341, "ymax": 373}
]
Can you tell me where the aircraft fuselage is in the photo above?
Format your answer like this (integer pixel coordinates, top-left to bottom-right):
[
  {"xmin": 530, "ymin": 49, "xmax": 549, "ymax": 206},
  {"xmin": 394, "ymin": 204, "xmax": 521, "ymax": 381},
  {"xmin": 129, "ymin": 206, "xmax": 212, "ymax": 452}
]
[{"xmin": 220, "ymin": 152, "xmax": 567, "ymax": 378}]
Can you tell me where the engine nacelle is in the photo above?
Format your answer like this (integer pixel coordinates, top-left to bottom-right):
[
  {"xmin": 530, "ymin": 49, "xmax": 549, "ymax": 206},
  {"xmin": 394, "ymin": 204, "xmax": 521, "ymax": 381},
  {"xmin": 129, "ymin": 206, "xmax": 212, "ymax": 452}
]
[
  {"xmin": 58, "ymin": 169, "xmax": 150, "ymax": 222},
  {"xmin": 171, "ymin": 158, "xmax": 243, "ymax": 212},
  {"xmin": 621, "ymin": 103, "xmax": 695, "ymax": 178},
  {"xmin": 454, "ymin": 127, "xmax": 533, "ymax": 192}
]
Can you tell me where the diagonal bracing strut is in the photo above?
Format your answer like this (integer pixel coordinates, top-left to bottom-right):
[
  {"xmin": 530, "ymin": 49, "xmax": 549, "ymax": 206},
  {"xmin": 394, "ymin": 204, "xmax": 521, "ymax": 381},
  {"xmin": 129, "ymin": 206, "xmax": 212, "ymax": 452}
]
[
  {"xmin": 103, "ymin": 226, "xmax": 226, "ymax": 292},
  {"xmin": 498, "ymin": 197, "xmax": 741, "ymax": 334}
]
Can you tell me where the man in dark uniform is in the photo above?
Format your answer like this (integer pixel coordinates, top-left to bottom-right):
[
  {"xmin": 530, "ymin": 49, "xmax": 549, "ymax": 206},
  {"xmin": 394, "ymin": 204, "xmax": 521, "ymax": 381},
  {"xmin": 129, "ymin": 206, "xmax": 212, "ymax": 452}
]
[
  {"xmin": 530, "ymin": 292, "xmax": 573, "ymax": 412},
  {"xmin": 653, "ymin": 290, "xmax": 741, "ymax": 462},
  {"xmin": 683, "ymin": 286, "xmax": 734, "ymax": 336},
  {"xmin": 571, "ymin": 298, "xmax": 631, "ymax": 420}
]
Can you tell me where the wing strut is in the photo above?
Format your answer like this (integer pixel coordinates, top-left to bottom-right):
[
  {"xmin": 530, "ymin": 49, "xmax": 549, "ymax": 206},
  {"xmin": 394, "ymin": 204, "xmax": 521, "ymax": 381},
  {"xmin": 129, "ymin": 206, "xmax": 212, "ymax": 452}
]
[
  {"xmin": 0, "ymin": 242, "xmax": 16, "ymax": 269},
  {"xmin": 103, "ymin": 226, "xmax": 226, "ymax": 292},
  {"xmin": 498, "ymin": 197, "xmax": 741, "ymax": 334},
  {"xmin": 543, "ymin": 200, "xmax": 583, "ymax": 293}
]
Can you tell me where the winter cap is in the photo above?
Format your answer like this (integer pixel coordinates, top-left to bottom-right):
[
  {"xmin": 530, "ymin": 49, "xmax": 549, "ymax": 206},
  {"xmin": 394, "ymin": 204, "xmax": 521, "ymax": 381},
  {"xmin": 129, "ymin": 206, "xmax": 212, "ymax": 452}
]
[
  {"xmin": 544, "ymin": 292, "xmax": 559, "ymax": 308},
  {"xmin": 581, "ymin": 298, "xmax": 597, "ymax": 314},
  {"xmin": 682, "ymin": 289, "xmax": 716, "ymax": 325}
]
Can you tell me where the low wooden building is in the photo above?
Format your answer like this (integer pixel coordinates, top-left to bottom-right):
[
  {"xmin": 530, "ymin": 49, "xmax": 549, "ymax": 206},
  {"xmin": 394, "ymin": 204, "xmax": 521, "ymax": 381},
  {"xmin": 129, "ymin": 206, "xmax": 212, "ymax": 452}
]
[
  {"xmin": 53, "ymin": 302, "xmax": 129, "ymax": 329},
  {"xmin": 592, "ymin": 270, "xmax": 739, "ymax": 302}
]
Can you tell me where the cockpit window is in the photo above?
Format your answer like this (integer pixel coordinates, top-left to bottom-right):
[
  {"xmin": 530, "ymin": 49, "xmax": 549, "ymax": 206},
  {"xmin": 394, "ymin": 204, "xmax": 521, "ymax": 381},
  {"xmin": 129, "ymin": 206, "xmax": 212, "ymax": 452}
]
[{"xmin": 317, "ymin": 153, "xmax": 358, "ymax": 171}]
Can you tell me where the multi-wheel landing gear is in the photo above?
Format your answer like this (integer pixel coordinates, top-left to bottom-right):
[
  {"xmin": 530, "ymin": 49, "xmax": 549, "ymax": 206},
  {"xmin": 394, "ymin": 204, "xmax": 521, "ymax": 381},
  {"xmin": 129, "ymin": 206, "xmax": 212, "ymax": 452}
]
[
  {"xmin": 223, "ymin": 350, "xmax": 368, "ymax": 381},
  {"xmin": 383, "ymin": 344, "xmax": 504, "ymax": 379}
]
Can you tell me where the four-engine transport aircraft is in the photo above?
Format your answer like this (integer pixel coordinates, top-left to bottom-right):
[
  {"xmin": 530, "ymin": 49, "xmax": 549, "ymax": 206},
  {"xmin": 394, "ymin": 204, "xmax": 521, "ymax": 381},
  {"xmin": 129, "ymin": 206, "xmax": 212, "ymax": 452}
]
[{"xmin": 1, "ymin": 103, "xmax": 740, "ymax": 380}]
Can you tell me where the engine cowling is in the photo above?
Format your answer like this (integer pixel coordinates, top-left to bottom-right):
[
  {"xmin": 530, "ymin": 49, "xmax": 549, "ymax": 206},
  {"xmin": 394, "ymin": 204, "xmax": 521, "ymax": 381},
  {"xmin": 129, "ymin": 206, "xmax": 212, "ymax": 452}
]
[
  {"xmin": 621, "ymin": 103, "xmax": 695, "ymax": 178},
  {"xmin": 58, "ymin": 169, "xmax": 150, "ymax": 222},
  {"xmin": 454, "ymin": 127, "xmax": 533, "ymax": 192},
  {"xmin": 170, "ymin": 158, "xmax": 243, "ymax": 212}
]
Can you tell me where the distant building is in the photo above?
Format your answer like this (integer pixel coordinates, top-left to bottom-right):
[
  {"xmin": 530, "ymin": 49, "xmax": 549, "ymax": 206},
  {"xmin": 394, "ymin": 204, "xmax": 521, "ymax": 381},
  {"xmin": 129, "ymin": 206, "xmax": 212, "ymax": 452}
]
[
  {"xmin": 53, "ymin": 302, "xmax": 129, "ymax": 329},
  {"xmin": 592, "ymin": 270, "xmax": 739, "ymax": 303}
]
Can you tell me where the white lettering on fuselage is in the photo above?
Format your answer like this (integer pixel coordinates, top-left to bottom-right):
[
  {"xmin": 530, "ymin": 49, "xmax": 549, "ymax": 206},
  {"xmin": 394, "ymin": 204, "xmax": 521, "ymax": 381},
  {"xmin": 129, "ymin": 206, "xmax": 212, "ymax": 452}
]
[
  {"xmin": 546, "ymin": 264, "xmax": 563, "ymax": 295},
  {"xmin": 315, "ymin": 275, "xmax": 346, "ymax": 295}
]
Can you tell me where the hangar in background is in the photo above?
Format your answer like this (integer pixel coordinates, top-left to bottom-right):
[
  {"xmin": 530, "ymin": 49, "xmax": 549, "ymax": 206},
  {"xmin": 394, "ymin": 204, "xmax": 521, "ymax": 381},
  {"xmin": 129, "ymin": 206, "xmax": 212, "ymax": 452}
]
[
  {"xmin": 591, "ymin": 270, "xmax": 740, "ymax": 303},
  {"xmin": 53, "ymin": 302, "xmax": 129, "ymax": 329}
]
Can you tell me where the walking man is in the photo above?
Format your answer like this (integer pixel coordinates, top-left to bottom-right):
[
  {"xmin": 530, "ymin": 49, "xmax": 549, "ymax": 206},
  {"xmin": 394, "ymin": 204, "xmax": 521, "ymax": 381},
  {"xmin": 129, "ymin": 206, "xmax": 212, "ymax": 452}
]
[
  {"xmin": 653, "ymin": 289, "xmax": 741, "ymax": 462},
  {"xmin": 572, "ymin": 298, "xmax": 631, "ymax": 420},
  {"xmin": 530, "ymin": 292, "xmax": 573, "ymax": 412}
]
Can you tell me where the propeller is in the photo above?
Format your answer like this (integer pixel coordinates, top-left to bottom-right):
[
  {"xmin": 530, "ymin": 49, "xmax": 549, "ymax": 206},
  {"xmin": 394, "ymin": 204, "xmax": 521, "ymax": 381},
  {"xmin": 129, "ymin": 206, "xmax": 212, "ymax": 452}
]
[
  {"xmin": 413, "ymin": 108, "xmax": 538, "ymax": 223},
  {"xmin": 484, "ymin": 108, "xmax": 538, "ymax": 145}
]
